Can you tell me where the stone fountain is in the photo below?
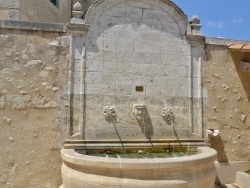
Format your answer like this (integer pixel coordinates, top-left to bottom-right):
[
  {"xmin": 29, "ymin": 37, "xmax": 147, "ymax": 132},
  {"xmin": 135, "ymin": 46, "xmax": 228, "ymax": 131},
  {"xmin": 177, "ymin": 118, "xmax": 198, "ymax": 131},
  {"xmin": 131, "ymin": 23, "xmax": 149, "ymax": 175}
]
[{"xmin": 60, "ymin": 1, "xmax": 217, "ymax": 187}]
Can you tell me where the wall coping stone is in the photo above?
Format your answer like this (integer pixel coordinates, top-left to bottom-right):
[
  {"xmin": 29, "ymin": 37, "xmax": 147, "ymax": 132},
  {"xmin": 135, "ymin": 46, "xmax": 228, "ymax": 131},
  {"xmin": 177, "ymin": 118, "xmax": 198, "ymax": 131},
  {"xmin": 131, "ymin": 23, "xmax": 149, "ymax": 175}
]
[
  {"xmin": 0, "ymin": 20, "xmax": 66, "ymax": 33},
  {"xmin": 205, "ymin": 37, "xmax": 250, "ymax": 46}
]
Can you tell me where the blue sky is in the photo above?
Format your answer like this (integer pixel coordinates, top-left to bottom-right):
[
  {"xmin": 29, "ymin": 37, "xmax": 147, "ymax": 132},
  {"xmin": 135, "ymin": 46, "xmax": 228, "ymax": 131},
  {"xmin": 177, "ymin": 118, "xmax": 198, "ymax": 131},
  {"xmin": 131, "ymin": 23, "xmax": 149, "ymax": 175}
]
[{"xmin": 172, "ymin": 0, "xmax": 250, "ymax": 41}]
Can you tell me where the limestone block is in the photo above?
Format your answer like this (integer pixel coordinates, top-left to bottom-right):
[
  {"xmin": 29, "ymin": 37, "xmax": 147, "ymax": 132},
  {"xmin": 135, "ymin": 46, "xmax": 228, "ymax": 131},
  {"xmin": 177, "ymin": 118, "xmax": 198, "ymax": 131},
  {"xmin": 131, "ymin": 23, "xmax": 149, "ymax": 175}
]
[
  {"xmin": 102, "ymin": 95, "xmax": 116, "ymax": 106},
  {"xmin": 174, "ymin": 87, "xmax": 189, "ymax": 97},
  {"xmin": 161, "ymin": 87, "xmax": 173, "ymax": 96},
  {"xmin": 138, "ymin": 31, "xmax": 161, "ymax": 42},
  {"xmin": 85, "ymin": 84, "xmax": 103, "ymax": 95},
  {"xmin": 177, "ymin": 65, "xmax": 188, "ymax": 77},
  {"xmin": 39, "ymin": 70, "xmax": 49, "ymax": 78},
  {"xmin": 117, "ymin": 73, "xmax": 141, "ymax": 84},
  {"xmin": 117, "ymin": 39, "xmax": 133, "ymax": 51},
  {"xmin": 102, "ymin": 72, "xmax": 117, "ymax": 84},
  {"xmin": 103, "ymin": 39, "xmax": 116, "ymax": 51},
  {"xmin": 25, "ymin": 60, "xmax": 42, "ymax": 68},
  {"xmin": 103, "ymin": 61, "xmax": 117, "ymax": 72},
  {"xmin": 103, "ymin": 28, "xmax": 120, "ymax": 39},
  {"xmin": 91, "ymin": 72, "xmax": 103, "ymax": 84},
  {"xmin": 143, "ymin": 9, "xmax": 167, "ymax": 21},
  {"xmin": 118, "ymin": 29, "xmax": 138, "ymax": 40},
  {"xmin": 236, "ymin": 172, "xmax": 250, "ymax": 188},
  {"xmin": 146, "ymin": 85, "xmax": 161, "ymax": 95},
  {"xmin": 117, "ymin": 62, "xmax": 138, "ymax": 73},
  {"xmin": 134, "ymin": 40, "xmax": 160, "ymax": 53},
  {"xmin": 116, "ymin": 84, "xmax": 132, "ymax": 95},
  {"xmin": 0, "ymin": 67, "xmax": 11, "ymax": 74},
  {"xmin": 164, "ymin": 65, "xmax": 178, "ymax": 76},
  {"xmin": 0, "ymin": 0, "xmax": 20, "ymax": 8},
  {"xmin": 125, "ymin": 7, "xmax": 143, "ymax": 19},
  {"xmin": 145, "ymin": 53, "xmax": 162, "ymax": 64},
  {"xmin": 8, "ymin": 9, "xmax": 19, "ymax": 20},
  {"xmin": 26, "ymin": 42, "xmax": 36, "ymax": 53},
  {"xmin": 122, "ymin": 52, "xmax": 145, "ymax": 63},
  {"xmin": 141, "ymin": 74, "xmax": 161, "ymax": 86},
  {"xmin": 103, "ymin": 50, "xmax": 116, "ymax": 61},
  {"xmin": 102, "ymin": 84, "xmax": 116, "ymax": 95},
  {"xmin": 86, "ymin": 60, "xmax": 103, "ymax": 71},
  {"xmin": 72, "ymin": 37, "xmax": 83, "ymax": 60},
  {"xmin": 137, "ymin": 64, "xmax": 164, "ymax": 75},
  {"xmin": 103, "ymin": 7, "xmax": 125, "ymax": 18},
  {"xmin": 86, "ymin": 95, "xmax": 103, "ymax": 107},
  {"xmin": 97, "ymin": 15, "xmax": 121, "ymax": 27},
  {"xmin": 7, "ymin": 95, "xmax": 31, "ymax": 109},
  {"xmin": 60, "ymin": 36, "xmax": 70, "ymax": 48}
]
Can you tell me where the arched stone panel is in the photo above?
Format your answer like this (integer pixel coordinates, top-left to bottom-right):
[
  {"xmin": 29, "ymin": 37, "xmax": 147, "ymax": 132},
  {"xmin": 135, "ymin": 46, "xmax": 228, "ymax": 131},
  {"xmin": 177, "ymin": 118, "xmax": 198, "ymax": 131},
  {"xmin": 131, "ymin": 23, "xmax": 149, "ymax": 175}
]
[
  {"xmin": 85, "ymin": 0, "xmax": 190, "ymax": 35},
  {"xmin": 80, "ymin": 0, "xmax": 203, "ymax": 141}
]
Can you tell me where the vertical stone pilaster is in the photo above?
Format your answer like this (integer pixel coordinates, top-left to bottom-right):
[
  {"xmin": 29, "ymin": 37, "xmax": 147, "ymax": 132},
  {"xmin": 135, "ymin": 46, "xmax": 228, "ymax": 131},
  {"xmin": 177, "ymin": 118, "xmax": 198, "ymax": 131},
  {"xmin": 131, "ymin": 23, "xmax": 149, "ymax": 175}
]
[
  {"xmin": 187, "ymin": 33, "xmax": 205, "ymax": 139},
  {"xmin": 66, "ymin": 2, "xmax": 89, "ymax": 139}
]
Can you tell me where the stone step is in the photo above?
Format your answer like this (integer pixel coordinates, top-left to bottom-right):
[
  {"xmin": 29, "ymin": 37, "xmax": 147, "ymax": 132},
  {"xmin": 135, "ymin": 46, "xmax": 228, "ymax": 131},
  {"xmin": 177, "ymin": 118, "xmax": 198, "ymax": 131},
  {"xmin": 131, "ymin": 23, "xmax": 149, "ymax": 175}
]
[{"xmin": 236, "ymin": 172, "xmax": 250, "ymax": 188}]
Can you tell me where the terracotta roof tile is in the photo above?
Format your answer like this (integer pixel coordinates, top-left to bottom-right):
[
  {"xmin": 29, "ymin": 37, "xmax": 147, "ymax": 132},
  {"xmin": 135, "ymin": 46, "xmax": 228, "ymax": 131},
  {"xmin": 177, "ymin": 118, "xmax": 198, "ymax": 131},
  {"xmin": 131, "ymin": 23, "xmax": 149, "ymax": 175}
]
[{"xmin": 228, "ymin": 44, "xmax": 250, "ymax": 52}]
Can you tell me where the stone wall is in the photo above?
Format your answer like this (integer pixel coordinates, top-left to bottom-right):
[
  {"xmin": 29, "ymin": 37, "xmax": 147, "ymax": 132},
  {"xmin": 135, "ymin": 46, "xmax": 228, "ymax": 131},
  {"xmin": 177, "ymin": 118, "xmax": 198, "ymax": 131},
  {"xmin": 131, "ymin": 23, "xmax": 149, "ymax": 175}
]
[
  {"xmin": 204, "ymin": 38, "xmax": 250, "ymax": 161},
  {"xmin": 0, "ymin": 23, "xmax": 69, "ymax": 187},
  {"xmin": 80, "ymin": 0, "xmax": 196, "ymax": 141},
  {"xmin": 0, "ymin": 0, "xmax": 20, "ymax": 20},
  {"xmin": 0, "ymin": 0, "xmax": 71, "ymax": 23}
]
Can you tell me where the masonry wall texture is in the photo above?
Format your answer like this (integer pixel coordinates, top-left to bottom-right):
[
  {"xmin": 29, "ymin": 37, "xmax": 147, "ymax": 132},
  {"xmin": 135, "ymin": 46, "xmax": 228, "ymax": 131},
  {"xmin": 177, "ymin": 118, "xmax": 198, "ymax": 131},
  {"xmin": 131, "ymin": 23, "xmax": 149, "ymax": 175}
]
[
  {"xmin": 0, "ymin": 0, "xmax": 71, "ymax": 23},
  {"xmin": 82, "ymin": 0, "xmax": 197, "ymax": 141},
  {"xmin": 0, "ymin": 1, "xmax": 250, "ymax": 187},
  {"xmin": 204, "ymin": 43, "xmax": 250, "ymax": 161},
  {"xmin": 0, "ymin": 28, "xmax": 69, "ymax": 187}
]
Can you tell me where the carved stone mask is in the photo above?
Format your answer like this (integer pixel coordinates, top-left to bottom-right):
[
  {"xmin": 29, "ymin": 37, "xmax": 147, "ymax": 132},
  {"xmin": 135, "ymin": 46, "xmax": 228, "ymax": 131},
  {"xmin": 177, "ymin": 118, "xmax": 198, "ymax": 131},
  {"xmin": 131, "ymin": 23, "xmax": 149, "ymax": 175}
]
[
  {"xmin": 161, "ymin": 107, "xmax": 175, "ymax": 125},
  {"xmin": 133, "ymin": 104, "xmax": 146, "ymax": 121},
  {"xmin": 103, "ymin": 106, "xmax": 116, "ymax": 122}
]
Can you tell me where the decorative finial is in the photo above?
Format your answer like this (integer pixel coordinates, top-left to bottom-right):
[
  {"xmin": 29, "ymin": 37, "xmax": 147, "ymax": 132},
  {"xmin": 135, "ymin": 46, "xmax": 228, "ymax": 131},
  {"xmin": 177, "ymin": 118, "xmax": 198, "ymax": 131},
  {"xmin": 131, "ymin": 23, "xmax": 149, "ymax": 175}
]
[
  {"xmin": 189, "ymin": 15, "xmax": 202, "ymax": 35},
  {"xmin": 73, "ymin": 2, "xmax": 83, "ymax": 11},
  {"xmin": 190, "ymin": 15, "xmax": 200, "ymax": 24},
  {"xmin": 72, "ymin": 2, "xmax": 84, "ymax": 19}
]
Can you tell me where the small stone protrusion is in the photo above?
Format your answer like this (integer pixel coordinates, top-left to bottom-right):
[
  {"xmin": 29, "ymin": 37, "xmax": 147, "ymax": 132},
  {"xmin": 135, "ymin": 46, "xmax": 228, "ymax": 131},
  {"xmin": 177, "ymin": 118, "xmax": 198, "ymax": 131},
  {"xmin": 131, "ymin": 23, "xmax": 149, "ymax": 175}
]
[
  {"xmin": 236, "ymin": 93, "xmax": 243, "ymax": 101},
  {"xmin": 3, "ymin": 117, "xmax": 11, "ymax": 123},
  {"xmin": 0, "ymin": 97, "xmax": 5, "ymax": 108},
  {"xmin": 213, "ymin": 74, "xmax": 220, "ymax": 79},
  {"xmin": 221, "ymin": 98, "xmax": 227, "ymax": 103},
  {"xmin": 223, "ymin": 84, "xmax": 229, "ymax": 91},
  {"xmin": 239, "ymin": 114, "xmax": 246, "ymax": 123}
]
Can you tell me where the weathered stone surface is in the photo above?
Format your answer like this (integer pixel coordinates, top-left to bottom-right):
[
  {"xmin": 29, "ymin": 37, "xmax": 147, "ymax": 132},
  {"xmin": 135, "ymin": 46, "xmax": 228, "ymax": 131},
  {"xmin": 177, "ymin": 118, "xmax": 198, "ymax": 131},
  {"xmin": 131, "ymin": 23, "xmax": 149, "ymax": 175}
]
[
  {"xmin": 0, "ymin": 27, "xmax": 69, "ymax": 187},
  {"xmin": 7, "ymin": 95, "xmax": 31, "ymax": 109}
]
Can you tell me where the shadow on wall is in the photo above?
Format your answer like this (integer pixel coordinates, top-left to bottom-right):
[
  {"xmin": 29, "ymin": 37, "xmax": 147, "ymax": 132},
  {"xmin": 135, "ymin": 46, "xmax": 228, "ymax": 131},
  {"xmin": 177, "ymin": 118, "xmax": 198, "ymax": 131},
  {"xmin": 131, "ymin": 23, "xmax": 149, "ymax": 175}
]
[
  {"xmin": 229, "ymin": 50, "xmax": 250, "ymax": 102},
  {"xmin": 135, "ymin": 107, "xmax": 154, "ymax": 140}
]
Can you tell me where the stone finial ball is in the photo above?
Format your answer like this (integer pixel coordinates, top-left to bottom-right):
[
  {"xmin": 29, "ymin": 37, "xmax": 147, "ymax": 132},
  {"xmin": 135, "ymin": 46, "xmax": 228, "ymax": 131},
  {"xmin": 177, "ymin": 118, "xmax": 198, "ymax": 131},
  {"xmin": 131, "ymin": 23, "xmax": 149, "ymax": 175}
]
[
  {"xmin": 73, "ymin": 2, "xmax": 83, "ymax": 11},
  {"xmin": 190, "ymin": 15, "xmax": 201, "ymax": 24}
]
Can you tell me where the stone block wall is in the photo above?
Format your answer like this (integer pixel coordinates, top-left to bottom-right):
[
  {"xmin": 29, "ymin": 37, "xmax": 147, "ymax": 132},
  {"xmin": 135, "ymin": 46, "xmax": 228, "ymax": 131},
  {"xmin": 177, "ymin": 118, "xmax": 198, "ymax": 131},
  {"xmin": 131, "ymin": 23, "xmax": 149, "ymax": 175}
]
[
  {"xmin": 82, "ymin": 0, "xmax": 195, "ymax": 140},
  {"xmin": 0, "ymin": 0, "xmax": 71, "ymax": 23},
  {"xmin": 204, "ymin": 39, "xmax": 250, "ymax": 161},
  {"xmin": 0, "ymin": 25, "xmax": 69, "ymax": 187}
]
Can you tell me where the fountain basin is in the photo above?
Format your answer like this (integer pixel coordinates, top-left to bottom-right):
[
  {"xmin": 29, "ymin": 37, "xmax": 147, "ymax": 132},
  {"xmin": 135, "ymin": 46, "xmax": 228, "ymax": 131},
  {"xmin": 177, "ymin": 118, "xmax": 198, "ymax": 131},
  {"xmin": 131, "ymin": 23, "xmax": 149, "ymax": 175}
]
[{"xmin": 61, "ymin": 147, "xmax": 217, "ymax": 188}]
